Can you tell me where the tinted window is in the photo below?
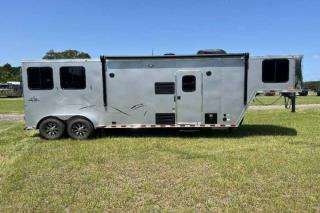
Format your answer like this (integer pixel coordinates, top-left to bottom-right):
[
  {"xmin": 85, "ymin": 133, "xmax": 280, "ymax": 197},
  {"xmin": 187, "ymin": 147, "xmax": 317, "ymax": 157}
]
[
  {"xmin": 182, "ymin": 75, "xmax": 196, "ymax": 92},
  {"xmin": 27, "ymin": 67, "xmax": 53, "ymax": 90},
  {"xmin": 155, "ymin": 82, "xmax": 175, "ymax": 94},
  {"xmin": 60, "ymin": 66, "xmax": 86, "ymax": 89},
  {"xmin": 262, "ymin": 59, "xmax": 289, "ymax": 83}
]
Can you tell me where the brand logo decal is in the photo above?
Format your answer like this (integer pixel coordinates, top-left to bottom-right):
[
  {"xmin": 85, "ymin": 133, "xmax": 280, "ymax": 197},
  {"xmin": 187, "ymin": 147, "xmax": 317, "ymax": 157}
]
[{"xmin": 28, "ymin": 96, "xmax": 40, "ymax": 102}]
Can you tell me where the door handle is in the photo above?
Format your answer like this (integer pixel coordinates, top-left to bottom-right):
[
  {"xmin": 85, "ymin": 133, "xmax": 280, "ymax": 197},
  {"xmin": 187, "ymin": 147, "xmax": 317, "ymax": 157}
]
[{"xmin": 177, "ymin": 96, "xmax": 181, "ymax": 100}]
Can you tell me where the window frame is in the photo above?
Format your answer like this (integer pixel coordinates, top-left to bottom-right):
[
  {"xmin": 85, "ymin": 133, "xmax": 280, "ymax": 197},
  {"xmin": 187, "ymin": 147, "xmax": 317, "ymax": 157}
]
[
  {"xmin": 262, "ymin": 59, "xmax": 290, "ymax": 83},
  {"xmin": 59, "ymin": 66, "xmax": 86, "ymax": 90},
  {"xmin": 27, "ymin": 67, "xmax": 54, "ymax": 90}
]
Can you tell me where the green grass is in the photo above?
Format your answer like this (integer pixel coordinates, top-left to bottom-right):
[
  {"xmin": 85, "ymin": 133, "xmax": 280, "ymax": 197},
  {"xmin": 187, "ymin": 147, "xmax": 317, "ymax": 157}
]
[
  {"xmin": 251, "ymin": 94, "xmax": 320, "ymax": 105},
  {"xmin": 0, "ymin": 98, "xmax": 24, "ymax": 114},
  {"xmin": 0, "ymin": 95, "xmax": 319, "ymax": 115},
  {"xmin": 1, "ymin": 109, "xmax": 320, "ymax": 211}
]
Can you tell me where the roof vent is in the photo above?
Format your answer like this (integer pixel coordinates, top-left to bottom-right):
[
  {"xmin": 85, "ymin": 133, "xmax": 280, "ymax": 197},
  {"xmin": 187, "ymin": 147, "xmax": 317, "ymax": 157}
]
[
  {"xmin": 164, "ymin": 53, "xmax": 175, "ymax": 56},
  {"xmin": 197, "ymin": 49, "xmax": 227, "ymax": 55}
]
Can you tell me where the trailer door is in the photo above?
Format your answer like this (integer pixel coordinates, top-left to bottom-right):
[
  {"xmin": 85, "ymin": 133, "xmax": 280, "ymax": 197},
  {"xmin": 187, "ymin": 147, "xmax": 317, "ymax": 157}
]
[{"xmin": 176, "ymin": 71, "xmax": 203, "ymax": 124}]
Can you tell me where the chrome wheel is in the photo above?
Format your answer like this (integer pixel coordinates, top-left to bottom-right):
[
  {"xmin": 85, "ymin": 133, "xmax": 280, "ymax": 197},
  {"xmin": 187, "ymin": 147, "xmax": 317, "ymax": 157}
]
[
  {"xmin": 67, "ymin": 118, "xmax": 94, "ymax": 140},
  {"xmin": 39, "ymin": 118, "xmax": 65, "ymax": 140},
  {"xmin": 71, "ymin": 122, "xmax": 89, "ymax": 138},
  {"xmin": 45, "ymin": 122, "xmax": 60, "ymax": 136}
]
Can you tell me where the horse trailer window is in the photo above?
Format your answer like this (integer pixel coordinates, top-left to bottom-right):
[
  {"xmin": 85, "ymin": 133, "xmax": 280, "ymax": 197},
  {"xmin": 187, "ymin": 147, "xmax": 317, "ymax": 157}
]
[
  {"xmin": 155, "ymin": 82, "xmax": 175, "ymax": 94},
  {"xmin": 27, "ymin": 67, "xmax": 53, "ymax": 90},
  {"xmin": 262, "ymin": 59, "xmax": 289, "ymax": 83},
  {"xmin": 182, "ymin": 75, "xmax": 196, "ymax": 92},
  {"xmin": 60, "ymin": 66, "xmax": 86, "ymax": 89}
]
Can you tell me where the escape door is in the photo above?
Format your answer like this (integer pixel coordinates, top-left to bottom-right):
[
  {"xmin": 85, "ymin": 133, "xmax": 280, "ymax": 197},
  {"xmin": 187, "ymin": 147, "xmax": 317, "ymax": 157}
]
[{"xmin": 176, "ymin": 71, "xmax": 203, "ymax": 124}]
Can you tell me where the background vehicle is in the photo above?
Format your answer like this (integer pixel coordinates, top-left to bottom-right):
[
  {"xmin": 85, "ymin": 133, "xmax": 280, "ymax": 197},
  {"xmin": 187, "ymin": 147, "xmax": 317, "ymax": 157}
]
[
  {"xmin": 0, "ymin": 82, "xmax": 22, "ymax": 98},
  {"xmin": 298, "ymin": 88, "xmax": 309, "ymax": 96}
]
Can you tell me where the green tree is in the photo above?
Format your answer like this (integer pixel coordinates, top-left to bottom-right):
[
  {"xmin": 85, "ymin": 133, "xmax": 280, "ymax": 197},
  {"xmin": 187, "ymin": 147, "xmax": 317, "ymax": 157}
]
[
  {"xmin": 42, "ymin": 49, "xmax": 91, "ymax": 59},
  {"xmin": 303, "ymin": 81, "xmax": 320, "ymax": 90},
  {"xmin": 0, "ymin": 63, "xmax": 21, "ymax": 83},
  {"xmin": 10, "ymin": 66, "xmax": 21, "ymax": 82}
]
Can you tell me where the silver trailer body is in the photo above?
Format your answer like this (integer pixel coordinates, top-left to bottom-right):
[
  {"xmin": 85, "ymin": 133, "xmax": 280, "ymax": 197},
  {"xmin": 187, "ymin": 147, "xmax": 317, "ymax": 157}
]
[{"xmin": 21, "ymin": 53, "xmax": 303, "ymax": 138}]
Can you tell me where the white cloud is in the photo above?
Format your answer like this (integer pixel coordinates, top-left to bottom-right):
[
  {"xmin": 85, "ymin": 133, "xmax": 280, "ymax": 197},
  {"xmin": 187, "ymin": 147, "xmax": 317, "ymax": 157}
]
[{"xmin": 312, "ymin": 54, "xmax": 320, "ymax": 59}]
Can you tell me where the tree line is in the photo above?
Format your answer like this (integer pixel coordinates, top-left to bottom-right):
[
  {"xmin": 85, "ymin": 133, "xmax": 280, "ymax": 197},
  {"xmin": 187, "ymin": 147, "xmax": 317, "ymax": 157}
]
[
  {"xmin": 0, "ymin": 50, "xmax": 91, "ymax": 83},
  {"xmin": 303, "ymin": 81, "xmax": 320, "ymax": 90},
  {"xmin": 1, "ymin": 50, "xmax": 319, "ymax": 88},
  {"xmin": 0, "ymin": 64, "xmax": 21, "ymax": 83}
]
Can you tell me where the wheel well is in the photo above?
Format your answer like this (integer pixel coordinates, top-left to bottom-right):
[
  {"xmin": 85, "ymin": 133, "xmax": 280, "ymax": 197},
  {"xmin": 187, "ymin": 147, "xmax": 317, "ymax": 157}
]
[
  {"xmin": 66, "ymin": 116, "xmax": 95, "ymax": 129},
  {"xmin": 36, "ymin": 115, "xmax": 95, "ymax": 129},
  {"xmin": 36, "ymin": 116, "xmax": 65, "ymax": 129}
]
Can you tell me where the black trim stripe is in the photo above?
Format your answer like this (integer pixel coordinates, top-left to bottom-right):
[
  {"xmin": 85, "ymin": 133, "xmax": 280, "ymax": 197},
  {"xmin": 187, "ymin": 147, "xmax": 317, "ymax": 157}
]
[
  {"xmin": 244, "ymin": 53, "xmax": 249, "ymax": 105},
  {"xmin": 100, "ymin": 56, "xmax": 107, "ymax": 106}
]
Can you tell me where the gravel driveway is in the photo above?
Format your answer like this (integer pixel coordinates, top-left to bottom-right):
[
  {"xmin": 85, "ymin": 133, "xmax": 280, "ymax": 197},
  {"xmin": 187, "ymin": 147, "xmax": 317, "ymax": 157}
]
[{"xmin": 0, "ymin": 114, "xmax": 24, "ymax": 121}]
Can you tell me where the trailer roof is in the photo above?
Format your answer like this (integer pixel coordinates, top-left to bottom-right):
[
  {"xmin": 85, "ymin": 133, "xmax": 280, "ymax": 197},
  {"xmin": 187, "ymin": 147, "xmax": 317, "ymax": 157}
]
[
  {"xmin": 21, "ymin": 59, "xmax": 99, "ymax": 63},
  {"xmin": 102, "ymin": 53, "xmax": 249, "ymax": 60},
  {"xmin": 22, "ymin": 53, "xmax": 250, "ymax": 63},
  {"xmin": 21, "ymin": 53, "xmax": 303, "ymax": 63},
  {"xmin": 251, "ymin": 55, "xmax": 303, "ymax": 59}
]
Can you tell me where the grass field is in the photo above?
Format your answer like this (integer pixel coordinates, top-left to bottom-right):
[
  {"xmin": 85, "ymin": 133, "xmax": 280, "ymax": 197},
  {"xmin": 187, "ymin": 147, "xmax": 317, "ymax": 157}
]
[
  {"xmin": 1, "ymin": 95, "xmax": 320, "ymax": 115},
  {"xmin": 0, "ymin": 98, "xmax": 24, "ymax": 114},
  {"xmin": 0, "ymin": 109, "xmax": 320, "ymax": 211},
  {"xmin": 252, "ymin": 94, "xmax": 320, "ymax": 105}
]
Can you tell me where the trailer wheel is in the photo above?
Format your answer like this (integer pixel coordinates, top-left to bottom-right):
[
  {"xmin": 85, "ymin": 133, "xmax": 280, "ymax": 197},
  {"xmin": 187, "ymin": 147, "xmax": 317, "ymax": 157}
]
[
  {"xmin": 39, "ymin": 118, "xmax": 65, "ymax": 140},
  {"xmin": 67, "ymin": 118, "xmax": 94, "ymax": 140}
]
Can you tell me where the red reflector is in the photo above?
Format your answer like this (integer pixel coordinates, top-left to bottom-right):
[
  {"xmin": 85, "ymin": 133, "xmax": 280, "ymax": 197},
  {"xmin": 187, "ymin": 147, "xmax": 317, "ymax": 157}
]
[
  {"xmin": 231, "ymin": 124, "xmax": 237, "ymax": 127},
  {"xmin": 121, "ymin": 125, "xmax": 126, "ymax": 128},
  {"xmin": 150, "ymin": 125, "xmax": 156, "ymax": 128},
  {"xmin": 220, "ymin": 124, "xmax": 226, "ymax": 127},
  {"xmin": 210, "ymin": 124, "xmax": 215, "ymax": 127},
  {"xmin": 111, "ymin": 125, "xmax": 116, "ymax": 128},
  {"xmin": 200, "ymin": 124, "xmax": 205, "ymax": 127},
  {"xmin": 190, "ymin": 124, "xmax": 195, "ymax": 127},
  {"xmin": 180, "ymin": 124, "xmax": 185, "ymax": 127}
]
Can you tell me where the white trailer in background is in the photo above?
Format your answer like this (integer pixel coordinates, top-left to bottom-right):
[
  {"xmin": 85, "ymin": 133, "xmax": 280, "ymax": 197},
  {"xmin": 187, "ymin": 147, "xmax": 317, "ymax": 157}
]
[{"xmin": 0, "ymin": 81, "xmax": 22, "ymax": 98}]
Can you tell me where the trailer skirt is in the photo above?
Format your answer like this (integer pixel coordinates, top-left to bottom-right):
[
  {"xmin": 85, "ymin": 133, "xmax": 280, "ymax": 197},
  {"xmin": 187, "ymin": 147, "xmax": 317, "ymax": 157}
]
[{"xmin": 96, "ymin": 124, "xmax": 237, "ymax": 129}]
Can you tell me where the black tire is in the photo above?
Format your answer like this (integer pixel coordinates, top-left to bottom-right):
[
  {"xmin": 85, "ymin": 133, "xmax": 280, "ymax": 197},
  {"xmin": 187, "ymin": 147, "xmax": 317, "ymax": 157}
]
[
  {"xmin": 67, "ymin": 118, "xmax": 94, "ymax": 140},
  {"xmin": 39, "ymin": 118, "xmax": 66, "ymax": 140}
]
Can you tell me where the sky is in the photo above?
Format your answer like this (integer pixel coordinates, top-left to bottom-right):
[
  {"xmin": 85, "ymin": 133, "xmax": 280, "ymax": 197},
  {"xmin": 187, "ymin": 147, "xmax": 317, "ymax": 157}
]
[{"xmin": 0, "ymin": 0, "xmax": 319, "ymax": 81}]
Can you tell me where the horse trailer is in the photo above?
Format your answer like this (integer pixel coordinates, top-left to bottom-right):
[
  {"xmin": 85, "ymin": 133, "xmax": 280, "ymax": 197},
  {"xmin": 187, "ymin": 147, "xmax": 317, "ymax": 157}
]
[{"xmin": 21, "ymin": 52, "xmax": 303, "ymax": 140}]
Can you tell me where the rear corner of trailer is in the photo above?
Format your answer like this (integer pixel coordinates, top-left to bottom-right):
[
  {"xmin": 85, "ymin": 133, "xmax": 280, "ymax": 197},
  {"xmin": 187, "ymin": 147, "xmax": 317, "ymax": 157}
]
[{"xmin": 21, "ymin": 60, "xmax": 42, "ymax": 130}]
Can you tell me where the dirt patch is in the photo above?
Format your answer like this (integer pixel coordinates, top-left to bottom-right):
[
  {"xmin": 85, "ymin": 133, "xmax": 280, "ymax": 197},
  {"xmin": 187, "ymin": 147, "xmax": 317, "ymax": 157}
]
[
  {"xmin": 0, "ymin": 114, "xmax": 24, "ymax": 121},
  {"xmin": 0, "ymin": 154, "xmax": 8, "ymax": 161},
  {"xmin": 249, "ymin": 104, "xmax": 320, "ymax": 111}
]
